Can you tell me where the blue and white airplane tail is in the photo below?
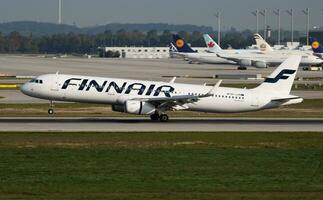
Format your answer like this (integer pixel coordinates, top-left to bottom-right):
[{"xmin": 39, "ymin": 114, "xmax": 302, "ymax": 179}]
[
  {"xmin": 172, "ymin": 34, "xmax": 197, "ymax": 53},
  {"xmin": 309, "ymin": 37, "xmax": 323, "ymax": 54},
  {"xmin": 255, "ymin": 55, "xmax": 301, "ymax": 96},
  {"xmin": 203, "ymin": 34, "xmax": 222, "ymax": 53}
]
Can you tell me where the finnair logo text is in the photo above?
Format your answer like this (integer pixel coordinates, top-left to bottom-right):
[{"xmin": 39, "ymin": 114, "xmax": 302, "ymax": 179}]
[{"xmin": 62, "ymin": 78, "xmax": 175, "ymax": 97}]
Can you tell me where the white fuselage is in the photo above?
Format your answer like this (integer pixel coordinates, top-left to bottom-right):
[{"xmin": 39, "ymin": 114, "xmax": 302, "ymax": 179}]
[
  {"xmin": 21, "ymin": 74, "xmax": 301, "ymax": 114},
  {"xmin": 220, "ymin": 51, "xmax": 322, "ymax": 66}
]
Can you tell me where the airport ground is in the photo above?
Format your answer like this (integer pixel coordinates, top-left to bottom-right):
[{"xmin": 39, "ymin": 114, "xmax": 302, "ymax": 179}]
[{"xmin": 0, "ymin": 55, "xmax": 323, "ymax": 200}]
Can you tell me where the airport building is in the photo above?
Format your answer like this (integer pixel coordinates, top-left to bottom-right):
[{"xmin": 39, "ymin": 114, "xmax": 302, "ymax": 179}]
[{"xmin": 98, "ymin": 46, "xmax": 207, "ymax": 59}]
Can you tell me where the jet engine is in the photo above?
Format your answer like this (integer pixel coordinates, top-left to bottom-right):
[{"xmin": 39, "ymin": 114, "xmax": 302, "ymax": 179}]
[
  {"xmin": 112, "ymin": 100, "xmax": 156, "ymax": 115},
  {"xmin": 253, "ymin": 61, "xmax": 267, "ymax": 68},
  {"xmin": 239, "ymin": 59, "xmax": 252, "ymax": 66}
]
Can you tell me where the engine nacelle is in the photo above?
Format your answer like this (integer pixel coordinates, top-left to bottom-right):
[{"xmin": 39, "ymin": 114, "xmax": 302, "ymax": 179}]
[
  {"xmin": 112, "ymin": 101, "xmax": 156, "ymax": 115},
  {"xmin": 253, "ymin": 61, "xmax": 267, "ymax": 68},
  {"xmin": 125, "ymin": 100, "xmax": 156, "ymax": 115},
  {"xmin": 239, "ymin": 59, "xmax": 252, "ymax": 66},
  {"xmin": 112, "ymin": 104, "xmax": 125, "ymax": 113}
]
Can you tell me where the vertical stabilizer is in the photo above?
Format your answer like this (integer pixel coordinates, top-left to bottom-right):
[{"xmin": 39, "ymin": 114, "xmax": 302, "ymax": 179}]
[
  {"xmin": 172, "ymin": 34, "xmax": 197, "ymax": 53},
  {"xmin": 254, "ymin": 33, "xmax": 274, "ymax": 52},
  {"xmin": 254, "ymin": 56, "xmax": 301, "ymax": 95},
  {"xmin": 203, "ymin": 34, "xmax": 222, "ymax": 53},
  {"xmin": 309, "ymin": 37, "xmax": 323, "ymax": 53}
]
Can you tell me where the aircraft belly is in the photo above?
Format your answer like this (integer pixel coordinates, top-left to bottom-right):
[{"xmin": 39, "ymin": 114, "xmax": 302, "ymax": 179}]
[{"xmin": 187, "ymin": 98, "xmax": 257, "ymax": 113}]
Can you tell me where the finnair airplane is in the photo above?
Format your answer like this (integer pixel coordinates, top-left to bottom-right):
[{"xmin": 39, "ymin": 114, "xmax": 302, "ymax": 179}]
[{"xmin": 21, "ymin": 56, "xmax": 303, "ymax": 122}]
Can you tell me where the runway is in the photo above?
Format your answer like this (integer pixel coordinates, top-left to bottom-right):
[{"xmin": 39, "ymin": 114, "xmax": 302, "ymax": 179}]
[{"xmin": 1, "ymin": 117, "xmax": 323, "ymax": 132}]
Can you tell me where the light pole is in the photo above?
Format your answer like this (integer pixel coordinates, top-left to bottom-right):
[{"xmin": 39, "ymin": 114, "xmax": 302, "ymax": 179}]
[
  {"xmin": 260, "ymin": 9, "xmax": 267, "ymax": 40},
  {"xmin": 251, "ymin": 9, "xmax": 259, "ymax": 33},
  {"xmin": 286, "ymin": 9, "xmax": 294, "ymax": 45},
  {"xmin": 302, "ymin": 8, "xmax": 310, "ymax": 45},
  {"xmin": 58, "ymin": 0, "xmax": 62, "ymax": 24},
  {"xmin": 214, "ymin": 12, "xmax": 221, "ymax": 46},
  {"xmin": 273, "ymin": 9, "xmax": 281, "ymax": 45}
]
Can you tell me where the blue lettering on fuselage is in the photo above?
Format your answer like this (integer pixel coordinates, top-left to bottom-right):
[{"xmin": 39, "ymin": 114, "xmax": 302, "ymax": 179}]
[{"xmin": 61, "ymin": 78, "xmax": 174, "ymax": 97}]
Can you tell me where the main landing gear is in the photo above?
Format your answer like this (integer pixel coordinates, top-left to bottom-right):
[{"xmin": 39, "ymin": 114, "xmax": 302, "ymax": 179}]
[
  {"xmin": 48, "ymin": 100, "xmax": 55, "ymax": 115},
  {"xmin": 150, "ymin": 113, "xmax": 169, "ymax": 122}
]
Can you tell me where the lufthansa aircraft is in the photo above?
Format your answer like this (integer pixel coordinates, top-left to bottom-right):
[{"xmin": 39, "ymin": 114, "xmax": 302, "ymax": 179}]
[{"xmin": 21, "ymin": 56, "xmax": 303, "ymax": 122}]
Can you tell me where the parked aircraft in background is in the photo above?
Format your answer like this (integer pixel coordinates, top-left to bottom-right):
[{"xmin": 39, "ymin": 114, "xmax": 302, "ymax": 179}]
[
  {"xmin": 21, "ymin": 56, "xmax": 303, "ymax": 122},
  {"xmin": 218, "ymin": 34, "xmax": 322, "ymax": 69},
  {"xmin": 171, "ymin": 34, "xmax": 234, "ymax": 64},
  {"xmin": 203, "ymin": 34, "xmax": 264, "ymax": 54}
]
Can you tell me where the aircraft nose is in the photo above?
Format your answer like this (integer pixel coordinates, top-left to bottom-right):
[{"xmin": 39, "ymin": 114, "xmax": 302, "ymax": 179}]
[{"xmin": 20, "ymin": 83, "xmax": 31, "ymax": 95}]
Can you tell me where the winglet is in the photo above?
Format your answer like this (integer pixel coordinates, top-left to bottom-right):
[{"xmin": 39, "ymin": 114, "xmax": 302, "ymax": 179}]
[{"xmin": 169, "ymin": 77, "xmax": 177, "ymax": 83}]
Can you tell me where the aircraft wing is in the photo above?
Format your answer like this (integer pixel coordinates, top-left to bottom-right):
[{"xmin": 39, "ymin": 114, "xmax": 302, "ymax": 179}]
[
  {"xmin": 216, "ymin": 54, "xmax": 241, "ymax": 63},
  {"xmin": 217, "ymin": 53, "xmax": 264, "ymax": 63},
  {"xmin": 217, "ymin": 53, "xmax": 265, "ymax": 64},
  {"xmin": 131, "ymin": 81, "xmax": 222, "ymax": 111},
  {"xmin": 132, "ymin": 95, "xmax": 206, "ymax": 111}
]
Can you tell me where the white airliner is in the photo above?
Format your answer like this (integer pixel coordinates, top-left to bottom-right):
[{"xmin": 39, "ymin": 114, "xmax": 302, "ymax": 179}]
[
  {"xmin": 172, "ymin": 34, "xmax": 259, "ymax": 66},
  {"xmin": 217, "ymin": 33, "xmax": 322, "ymax": 69},
  {"xmin": 201, "ymin": 34, "xmax": 322, "ymax": 69},
  {"xmin": 21, "ymin": 56, "xmax": 303, "ymax": 122}
]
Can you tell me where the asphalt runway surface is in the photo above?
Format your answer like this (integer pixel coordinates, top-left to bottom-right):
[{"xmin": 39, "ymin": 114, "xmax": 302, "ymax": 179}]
[{"xmin": 0, "ymin": 117, "xmax": 322, "ymax": 132}]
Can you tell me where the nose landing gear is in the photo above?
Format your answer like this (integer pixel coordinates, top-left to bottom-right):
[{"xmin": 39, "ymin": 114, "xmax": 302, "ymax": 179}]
[{"xmin": 48, "ymin": 101, "xmax": 55, "ymax": 115}]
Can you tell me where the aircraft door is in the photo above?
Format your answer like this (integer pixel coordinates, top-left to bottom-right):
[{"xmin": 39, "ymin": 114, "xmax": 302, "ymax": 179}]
[{"xmin": 51, "ymin": 72, "xmax": 59, "ymax": 91}]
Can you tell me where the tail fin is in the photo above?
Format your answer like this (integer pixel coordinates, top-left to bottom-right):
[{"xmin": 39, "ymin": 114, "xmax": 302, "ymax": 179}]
[
  {"xmin": 309, "ymin": 37, "xmax": 323, "ymax": 53},
  {"xmin": 254, "ymin": 33, "xmax": 274, "ymax": 52},
  {"xmin": 203, "ymin": 34, "xmax": 222, "ymax": 53},
  {"xmin": 172, "ymin": 34, "xmax": 197, "ymax": 53},
  {"xmin": 169, "ymin": 43, "xmax": 178, "ymax": 52},
  {"xmin": 254, "ymin": 55, "xmax": 301, "ymax": 95}
]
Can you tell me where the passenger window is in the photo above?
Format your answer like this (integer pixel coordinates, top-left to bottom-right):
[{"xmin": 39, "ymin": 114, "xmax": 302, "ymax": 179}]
[{"xmin": 40, "ymin": 80, "xmax": 43, "ymax": 84}]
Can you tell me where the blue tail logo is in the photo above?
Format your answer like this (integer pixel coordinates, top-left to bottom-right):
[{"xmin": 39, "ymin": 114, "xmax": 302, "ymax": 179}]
[
  {"xmin": 264, "ymin": 69, "xmax": 296, "ymax": 83},
  {"xmin": 172, "ymin": 34, "xmax": 197, "ymax": 53},
  {"xmin": 309, "ymin": 37, "xmax": 323, "ymax": 53},
  {"xmin": 175, "ymin": 39, "xmax": 185, "ymax": 48}
]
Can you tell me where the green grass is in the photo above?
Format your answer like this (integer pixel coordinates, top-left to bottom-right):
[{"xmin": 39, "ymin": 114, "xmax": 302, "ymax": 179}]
[
  {"xmin": 0, "ymin": 132, "xmax": 323, "ymax": 200},
  {"xmin": 0, "ymin": 99, "xmax": 323, "ymax": 117}
]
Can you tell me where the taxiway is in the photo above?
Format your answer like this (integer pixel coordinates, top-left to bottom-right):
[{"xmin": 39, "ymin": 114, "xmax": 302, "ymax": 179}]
[{"xmin": 0, "ymin": 117, "xmax": 322, "ymax": 132}]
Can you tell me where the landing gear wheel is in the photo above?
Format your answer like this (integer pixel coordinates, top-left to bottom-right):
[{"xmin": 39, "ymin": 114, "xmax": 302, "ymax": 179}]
[
  {"xmin": 159, "ymin": 114, "xmax": 169, "ymax": 122},
  {"xmin": 48, "ymin": 108, "xmax": 54, "ymax": 115},
  {"xmin": 150, "ymin": 114, "xmax": 160, "ymax": 121},
  {"xmin": 238, "ymin": 66, "xmax": 247, "ymax": 70},
  {"xmin": 48, "ymin": 100, "xmax": 54, "ymax": 115}
]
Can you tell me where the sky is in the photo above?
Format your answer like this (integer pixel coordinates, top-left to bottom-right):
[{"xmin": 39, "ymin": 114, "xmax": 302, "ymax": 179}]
[{"xmin": 0, "ymin": 0, "xmax": 322, "ymax": 31}]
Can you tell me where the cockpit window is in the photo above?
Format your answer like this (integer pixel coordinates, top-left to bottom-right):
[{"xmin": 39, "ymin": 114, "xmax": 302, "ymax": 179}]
[{"xmin": 29, "ymin": 79, "xmax": 43, "ymax": 84}]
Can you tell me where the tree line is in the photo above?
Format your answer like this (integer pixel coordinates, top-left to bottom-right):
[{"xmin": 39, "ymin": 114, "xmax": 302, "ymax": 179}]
[{"xmin": 0, "ymin": 29, "xmax": 304, "ymax": 54}]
